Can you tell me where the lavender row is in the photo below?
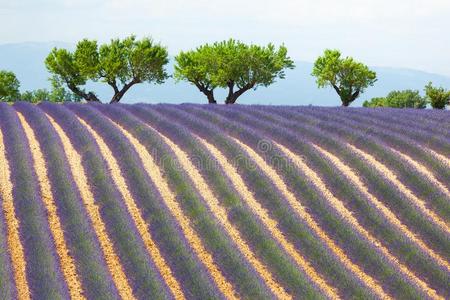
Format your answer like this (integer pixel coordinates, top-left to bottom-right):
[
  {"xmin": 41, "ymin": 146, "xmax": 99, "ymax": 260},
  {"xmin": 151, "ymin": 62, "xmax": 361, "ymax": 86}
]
[
  {"xmin": 129, "ymin": 103, "xmax": 331, "ymax": 298},
  {"xmin": 317, "ymin": 106, "xmax": 450, "ymax": 132},
  {"xmin": 49, "ymin": 103, "xmax": 169, "ymax": 299},
  {"xmin": 316, "ymin": 106, "xmax": 450, "ymax": 139},
  {"xmin": 194, "ymin": 104, "xmax": 432, "ymax": 298},
  {"xmin": 341, "ymin": 107, "xmax": 449, "ymax": 137},
  {"xmin": 219, "ymin": 106, "xmax": 450, "ymax": 295},
  {"xmin": 0, "ymin": 195, "xmax": 15, "ymax": 298},
  {"xmin": 300, "ymin": 108, "xmax": 450, "ymax": 218},
  {"xmin": 191, "ymin": 103, "xmax": 444, "ymax": 298},
  {"xmin": 276, "ymin": 106, "xmax": 450, "ymax": 190},
  {"xmin": 17, "ymin": 102, "xmax": 120, "ymax": 300},
  {"xmin": 314, "ymin": 107, "xmax": 450, "ymax": 155},
  {"xmin": 259, "ymin": 106, "xmax": 450, "ymax": 219},
  {"xmin": 75, "ymin": 103, "xmax": 220, "ymax": 299},
  {"xmin": 241, "ymin": 106, "xmax": 450, "ymax": 254},
  {"xmin": 0, "ymin": 103, "xmax": 69, "ymax": 298},
  {"xmin": 145, "ymin": 104, "xmax": 378, "ymax": 299},
  {"xmin": 95, "ymin": 102, "xmax": 274, "ymax": 299}
]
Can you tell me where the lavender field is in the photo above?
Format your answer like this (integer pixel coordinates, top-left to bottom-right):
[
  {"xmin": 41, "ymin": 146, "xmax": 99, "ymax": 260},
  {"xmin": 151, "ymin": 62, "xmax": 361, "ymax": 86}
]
[{"xmin": 0, "ymin": 102, "xmax": 449, "ymax": 299}]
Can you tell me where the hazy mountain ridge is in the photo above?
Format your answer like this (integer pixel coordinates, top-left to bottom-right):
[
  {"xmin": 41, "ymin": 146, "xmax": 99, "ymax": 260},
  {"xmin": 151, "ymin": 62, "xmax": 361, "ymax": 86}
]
[{"xmin": 1, "ymin": 42, "xmax": 450, "ymax": 106}]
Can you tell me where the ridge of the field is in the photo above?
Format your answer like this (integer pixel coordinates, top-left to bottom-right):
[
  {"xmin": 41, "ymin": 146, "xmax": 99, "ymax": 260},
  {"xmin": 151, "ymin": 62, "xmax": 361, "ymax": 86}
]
[{"xmin": 0, "ymin": 102, "xmax": 449, "ymax": 300}]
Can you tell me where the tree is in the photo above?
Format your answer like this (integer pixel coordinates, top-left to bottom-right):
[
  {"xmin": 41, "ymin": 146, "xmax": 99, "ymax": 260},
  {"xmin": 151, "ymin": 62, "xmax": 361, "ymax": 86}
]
[
  {"xmin": 425, "ymin": 82, "xmax": 450, "ymax": 109},
  {"xmin": 312, "ymin": 49, "xmax": 377, "ymax": 106},
  {"xmin": 174, "ymin": 45, "xmax": 219, "ymax": 103},
  {"xmin": 20, "ymin": 89, "xmax": 51, "ymax": 103},
  {"xmin": 19, "ymin": 77, "xmax": 80, "ymax": 103},
  {"xmin": 45, "ymin": 48, "xmax": 100, "ymax": 102},
  {"xmin": 49, "ymin": 76, "xmax": 82, "ymax": 102},
  {"xmin": 363, "ymin": 90, "xmax": 427, "ymax": 108},
  {"xmin": 385, "ymin": 90, "xmax": 427, "ymax": 108},
  {"xmin": 20, "ymin": 86, "xmax": 80, "ymax": 103},
  {"xmin": 363, "ymin": 97, "xmax": 386, "ymax": 108},
  {"xmin": 46, "ymin": 35, "xmax": 169, "ymax": 103},
  {"xmin": 0, "ymin": 70, "xmax": 20, "ymax": 102},
  {"xmin": 174, "ymin": 39, "xmax": 295, "ymax": 104}
]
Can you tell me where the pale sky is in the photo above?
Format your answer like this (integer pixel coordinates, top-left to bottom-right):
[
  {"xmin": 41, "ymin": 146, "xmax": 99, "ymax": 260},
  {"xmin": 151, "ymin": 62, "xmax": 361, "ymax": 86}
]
[{"xmin": 1, "ymin": 0, "xmax": 450, "ymax": 76}]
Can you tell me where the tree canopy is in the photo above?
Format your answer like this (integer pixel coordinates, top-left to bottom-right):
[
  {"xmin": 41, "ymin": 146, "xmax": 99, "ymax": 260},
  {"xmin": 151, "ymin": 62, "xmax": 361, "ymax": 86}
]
[
  {"xmin": 174, "ymin": 39, "xmax": 294, "ymax": 104},
  {"xmin": 363, "ymin": 90, "xmax": 427, "ymax": 109},
  {"xmin": 425, "ymin": 82, "xmax": 450, "ymax": 109},
  {"xmin": 45, "ymin": 35, "xmax": 169, "ymax": 103},
  {"xmin": 362, "ymin": 97, "xmax": 385, "ymax": 108},
  {"xmin": 0, "ymin": 70, "xmax": 20, "ymax": 102},
  {"xmin": 312, "ymin": 49, "xmax": 377, "ymax": 106}
]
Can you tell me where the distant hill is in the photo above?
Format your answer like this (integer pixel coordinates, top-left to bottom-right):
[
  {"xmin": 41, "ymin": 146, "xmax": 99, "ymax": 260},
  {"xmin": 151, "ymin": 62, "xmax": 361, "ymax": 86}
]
[{"xmin": 1, "ymin": 42, "xmax": 450, "ymax": 106}]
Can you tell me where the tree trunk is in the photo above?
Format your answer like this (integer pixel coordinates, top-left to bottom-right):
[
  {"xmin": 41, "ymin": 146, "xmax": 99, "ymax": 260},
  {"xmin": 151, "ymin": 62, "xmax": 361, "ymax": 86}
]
[
  {"xmin": 225, "ymin": 82, "xmax": 255, "ymax": 104},
  {"xmin": 193, "ymin": 82, "xmax": 216, "ymax": 104},
  {"xmin": 85, "ymin": 92, "xmax": 100, "ymax": 102},
  {"xmin": 206, "ymin": 92, "xmax": 217, "ymax": 104},
  {"xmin": 68, "ymin": 83, "xmax": 100, "ymax": 102},
  {"xmin": 225, "ymin": 96, "xmax": 236, "ymax": 105},
  {"xmin": 341, "ymin": 89, "xmax": 360, "ymax": 107},
  {"xmin": 109, "ymin": 80, "xmax": 137, "ymax": 104},
  {"xmin": 225, "ymin": 82, "xmax": 235, "ymax": 104}
]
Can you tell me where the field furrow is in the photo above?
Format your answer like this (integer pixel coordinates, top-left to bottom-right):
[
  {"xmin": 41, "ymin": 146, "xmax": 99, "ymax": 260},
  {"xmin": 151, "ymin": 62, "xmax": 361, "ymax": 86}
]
[
  {"xmin": 230, "ymin": 106, "xmax": 450, "ymax": 291},
  {"xmin": 248, "ymin": 107, "xmax": 450, "ymax": 255},
  {"xmin": 0, "ymin": 102, "xmax": 448, "ymax": 299},
  {"xmin": 289, "ymin": 107, "xmax": 450, "ymax": 192},
  {"xmin": 0, "ymin": 104, "xmax": 69, "ymax": 299},
  {"xmin": 16, "ymin": 111, "xmax": 85, "ymax": 299},
  {"xmin": 57, "ymin": 104, "xmax": 177, "ymax": 299},
  {"xmin": 273, "ymin": 141, "xmax": 442, "ymax": 299},
  {"xmin": 317, "ymin": 107, "xmax": 450, "ymax": 156},
  {"xmin": 0, "ymin": 115, "xmax": 28, "ymax": 300},
  {"xmin": 191, "ymin": 105, "xmax": 448, "ymax": 298},
  {"xmin": 389, "ymin": 148, "xmax": 450, "ymax": 199},
  {"xmin": 155, "ymin": 126, "xmax": 293, "ymax": 299},
  {"xmin": 423, "ymin": 146, "xmax": 450, "ymax": 168},
  {"xmin": 333, "ymin": 107, "xmax": 450, "ymax": 138},
  {"xmin": 95, "ymin": 108, "xmax": 238, "ymax": 300},
  {"xmin": 71, "ymin": 104, "xmax": 222, "ymax": 299},
  {"xmin": 146, "ymin": 105, "xmax": 381, "ymax": 299},
  {"xmin": 0, "ymin": 183, "xmax": 15, "ymax": 299},
  {"xmin": 197, "ymin": 136, "xmax": 359, "ymax": 299},
  {"xmin": 124, "ymin": 104, "xmax": 337, "ymax": 299},
  {"xmin": 312, "ymin": 143, "xmax": 450, "ymax": 273},
  {"xmin": 347, "ymin": 144, "xmax": 449, "ymax": 233},
  {"xmin": 17, "ymin": 102, "xmax": 121, "ymax": 300},
  {"xmin": 76, "ymin": 115, "xmax": 184, "ymax": 300},
  {"xmin": 43, "ymin": 110, "xmax": 135, "ymax": 299}
]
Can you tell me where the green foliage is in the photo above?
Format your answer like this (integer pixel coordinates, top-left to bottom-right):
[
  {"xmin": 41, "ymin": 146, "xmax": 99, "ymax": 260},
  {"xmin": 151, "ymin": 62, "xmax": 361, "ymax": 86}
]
[
  {"xmin": 20, "ymin": 87, "xmax": 80, "ymax": 103},
  {"xmin": 45, "ymin": 35, "xmax": 169, "ymax": 103},
  {"xmin": 386, "ymin": 90, "xmax": 427, "ymax": 108},
  {"xmin": 363, "ymin": 97, "xmax": 386, "ymax": 108},
  {"xmin": 363, "ymin": 90, "xmax": 427, "ymax": 109},
  {"xmin": 45, "ymin": 47, "xmax": 98, "ymax": 102},
  {"xmin": 425, "ymin": 82, "xmax": 450, "ymax": 109},
  {"xmin": 49, "ymin": 76, "xmax": 82, "ymax": 102},
  {"xmin": 312, "ymin": 49, "xmax": 377, "ymax": 106},
  {"xmin": 0, "ymin": 70, "xmax": 20, "ymax": 102},
  {"xmin": 175, "ymin": 39, "xmax": 295, "ymax": 104},
  {"xmin": 19, "ymin": 77, "xmax": 80, "ymax": 103},
  {"xmin": 20, "ymin": 89, "xmax": 50, "ymax": 103},
  {"xmin": 174, "ymin": 45, "xmax": 219, "ymax": 103}
]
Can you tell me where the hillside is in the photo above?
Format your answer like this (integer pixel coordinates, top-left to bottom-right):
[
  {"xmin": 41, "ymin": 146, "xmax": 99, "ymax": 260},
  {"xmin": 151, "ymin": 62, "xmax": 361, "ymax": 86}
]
[
  {"xmin": 0, "ymin": 103, "xmax": 449, "ymax": 299},
  {"xmin": 2, "ymin": 42, "xmax": 450, "ymax": 106}
]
